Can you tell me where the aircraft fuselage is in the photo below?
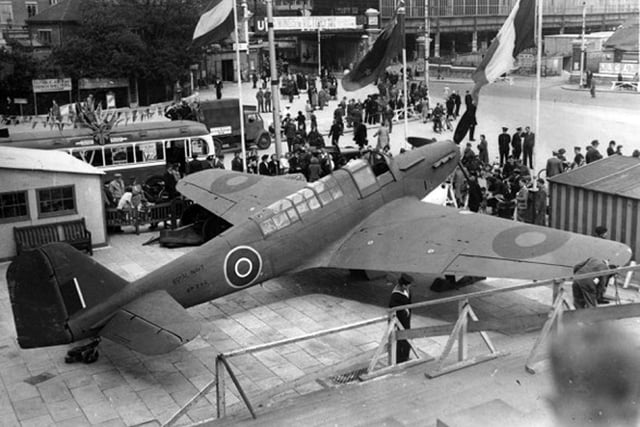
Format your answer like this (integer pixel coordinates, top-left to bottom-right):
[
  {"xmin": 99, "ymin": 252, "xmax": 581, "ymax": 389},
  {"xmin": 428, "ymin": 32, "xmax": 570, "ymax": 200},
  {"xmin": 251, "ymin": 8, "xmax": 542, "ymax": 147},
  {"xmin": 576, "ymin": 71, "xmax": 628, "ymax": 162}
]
[{"xmin": 67, "ymin": 141, "xmax": 460, "ymax": 340}]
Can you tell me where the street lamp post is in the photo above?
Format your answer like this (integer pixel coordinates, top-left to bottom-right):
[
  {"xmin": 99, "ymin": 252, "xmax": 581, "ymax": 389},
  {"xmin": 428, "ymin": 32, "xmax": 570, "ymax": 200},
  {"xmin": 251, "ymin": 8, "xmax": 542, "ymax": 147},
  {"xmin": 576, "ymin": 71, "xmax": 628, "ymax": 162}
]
[
  {"xmin": 265, "ymin": 0, "xmax": 282, "ymax": 158},
  {"xmin": 579, "ymin": 1, "xmax": 587, "ymax": 87},
  {"xmin": 317, "ymin": 26, "xmax": 321, "ymax": 76}
]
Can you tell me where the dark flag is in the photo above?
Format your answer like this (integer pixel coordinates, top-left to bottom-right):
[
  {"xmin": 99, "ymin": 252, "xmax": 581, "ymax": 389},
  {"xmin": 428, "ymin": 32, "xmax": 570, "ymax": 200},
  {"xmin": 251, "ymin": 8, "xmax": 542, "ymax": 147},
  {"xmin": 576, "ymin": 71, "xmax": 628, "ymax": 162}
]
[
  {"xmin": 453, "ymin": 104, "xmax": 477, "ymax": 144},
  {"xmin": 192, "ymin": 0, "xmax": 235, "ymax": 49},
  {"xmin": 341, "ymin": 13, "xmax": 403, "ymax": 92},
  {"xmin": 453, "ymin": 0, "xmax": 535, "ymax": 143}
]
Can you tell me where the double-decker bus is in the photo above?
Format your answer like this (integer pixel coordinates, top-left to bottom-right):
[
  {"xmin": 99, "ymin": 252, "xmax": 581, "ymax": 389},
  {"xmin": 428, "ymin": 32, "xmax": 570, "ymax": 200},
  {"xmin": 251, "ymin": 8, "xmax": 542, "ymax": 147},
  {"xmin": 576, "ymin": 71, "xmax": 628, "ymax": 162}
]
[{"xmin": 0, "ymin": 120, "xmax": 215, "ymax": 191}]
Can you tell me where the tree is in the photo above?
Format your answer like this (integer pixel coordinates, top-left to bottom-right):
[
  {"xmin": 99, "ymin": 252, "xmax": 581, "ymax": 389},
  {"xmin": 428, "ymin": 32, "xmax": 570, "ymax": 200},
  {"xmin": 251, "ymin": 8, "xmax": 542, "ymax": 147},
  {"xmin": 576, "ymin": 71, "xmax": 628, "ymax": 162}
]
[{"xmin": 50, "ymin": 0, "xmax": 207, "ymax": 103}]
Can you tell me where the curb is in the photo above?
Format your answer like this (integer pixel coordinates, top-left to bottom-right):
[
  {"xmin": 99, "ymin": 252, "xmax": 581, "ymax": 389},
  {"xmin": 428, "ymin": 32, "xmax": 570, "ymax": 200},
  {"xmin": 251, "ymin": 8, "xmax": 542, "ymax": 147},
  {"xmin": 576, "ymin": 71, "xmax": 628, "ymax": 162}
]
[{"xmin": 560, "ymin": 85, "xmax": 640, "ymax": 95}]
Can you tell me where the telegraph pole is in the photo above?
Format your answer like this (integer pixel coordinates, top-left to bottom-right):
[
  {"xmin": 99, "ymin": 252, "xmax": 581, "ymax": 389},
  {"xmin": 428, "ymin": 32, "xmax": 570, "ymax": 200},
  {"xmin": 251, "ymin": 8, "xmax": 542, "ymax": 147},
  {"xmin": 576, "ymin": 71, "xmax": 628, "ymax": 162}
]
[
  {"xmin": 266, "ymin": 0, "xmax": 282, "ymax": 157},
  {"xmin": 424, "ymin": 0, "xmax": 429, "ymax": 89},
  {"xmin": 579, "ymin": 1, "xmax": 586, "ymax": 87}
]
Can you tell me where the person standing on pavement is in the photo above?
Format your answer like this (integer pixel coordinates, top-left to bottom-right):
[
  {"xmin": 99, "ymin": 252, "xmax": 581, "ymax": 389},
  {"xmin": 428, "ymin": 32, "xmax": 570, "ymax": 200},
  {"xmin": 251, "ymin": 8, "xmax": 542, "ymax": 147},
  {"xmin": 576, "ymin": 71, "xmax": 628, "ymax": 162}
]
[
  {"xmin": 452, "ymin": 90, "xmax": 462, "ymax": 118},
  {"xmin": 388, "ymin": 273, "xmax": 414, "ymax": 364},
  {"xmin": 231, "ymin": 151, "xmax": 244, "ymax": 172},
  {"xmin": 328, "ymin": 119, "xmax": 342, "ymax": 148},
  {"xmin": 373, "ymin": 122, "xmax": 390, "ymax": 152},
  {"xmin": 215, "ymin": 78, "xmax": 223, "ymax": 100},
  {"xmin": 511, "ymin": 127, "xmax": 523, "ymax": 161},
  {"xmin": 546, "ymin": 149, "xmax": 565, "ymax": 178},
  {"xmin": 585, "ymin": 140, "xmax": 603, "ymax": 164},
  {"xmin": 264, "ymin": 88, "xmax": 272, "ymax": 112},
  {"xmin": 256, "ymin": 88, "xmax": 264, "ymax": 112},
  {"xmin": 108, "ymin": 173, "xmax": 126, "ymax": 207},
  {"xmin": 498, "ymin": 127, "xmax": 511, "ymax": 166},
  {"xmin": 353, "ymin": 119, "xmax": 368, "ymax": 150},
  {"xmin": 522, "ymin": 126, "xmax": 535, "ymax": 169},
  {"xmin": 477, "ymin": 134, "xmax": 489, "ymax": 165}
]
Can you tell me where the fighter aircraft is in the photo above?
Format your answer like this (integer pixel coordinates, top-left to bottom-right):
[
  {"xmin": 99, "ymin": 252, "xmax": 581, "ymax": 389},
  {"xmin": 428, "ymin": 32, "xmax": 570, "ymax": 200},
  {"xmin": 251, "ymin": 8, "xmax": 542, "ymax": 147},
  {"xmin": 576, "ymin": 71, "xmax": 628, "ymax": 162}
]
[{"xmin": 7, "ymin": 140, "xmax": 632, "ymax": 362}]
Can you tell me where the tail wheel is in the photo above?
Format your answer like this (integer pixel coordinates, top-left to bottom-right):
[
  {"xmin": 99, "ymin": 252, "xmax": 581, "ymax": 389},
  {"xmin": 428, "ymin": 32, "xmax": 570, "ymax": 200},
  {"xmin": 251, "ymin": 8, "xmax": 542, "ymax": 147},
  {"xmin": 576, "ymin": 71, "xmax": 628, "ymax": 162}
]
[{"xmin": 256, "ymin": 132, "xmax": 271, "ymax": 150}]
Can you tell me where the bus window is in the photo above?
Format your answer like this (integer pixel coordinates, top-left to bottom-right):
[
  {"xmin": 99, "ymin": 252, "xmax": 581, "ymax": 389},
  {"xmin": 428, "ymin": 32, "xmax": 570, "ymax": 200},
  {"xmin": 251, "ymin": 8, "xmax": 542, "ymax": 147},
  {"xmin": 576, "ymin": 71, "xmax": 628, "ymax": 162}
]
[
  {"xmin": 106, "ymin": 145, "xmax": 134, "ymax": 165},
  {"xmin": 137, "ymin": 142, "xmax": 164, "ymax": 162},
  {"xmin": 71, "ymin": 147, "xmax": 104, "ymax": 167},
  {"xmin": 190, "ymin": 138, "xmax": 209, "ymax": 157}
]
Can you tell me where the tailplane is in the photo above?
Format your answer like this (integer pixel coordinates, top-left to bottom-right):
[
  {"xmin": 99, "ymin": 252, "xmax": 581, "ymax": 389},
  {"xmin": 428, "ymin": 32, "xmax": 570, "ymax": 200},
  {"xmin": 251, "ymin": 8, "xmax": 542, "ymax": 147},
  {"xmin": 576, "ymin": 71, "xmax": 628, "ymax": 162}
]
[{"xmin": 7, "ymin": 242, "xmax": 128, "ymax": 348}]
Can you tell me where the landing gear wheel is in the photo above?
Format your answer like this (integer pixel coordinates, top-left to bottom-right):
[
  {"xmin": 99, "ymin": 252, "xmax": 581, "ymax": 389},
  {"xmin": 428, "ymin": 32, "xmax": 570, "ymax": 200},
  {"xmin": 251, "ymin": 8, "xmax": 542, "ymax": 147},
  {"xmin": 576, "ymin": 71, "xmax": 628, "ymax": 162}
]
[
  {"xmin": 65, "ymin": 338, "xmax": 101, "ymax": 364},
  {"xmin": 82, "ymin": 348, "xmax": 99, "ymax": 364}
]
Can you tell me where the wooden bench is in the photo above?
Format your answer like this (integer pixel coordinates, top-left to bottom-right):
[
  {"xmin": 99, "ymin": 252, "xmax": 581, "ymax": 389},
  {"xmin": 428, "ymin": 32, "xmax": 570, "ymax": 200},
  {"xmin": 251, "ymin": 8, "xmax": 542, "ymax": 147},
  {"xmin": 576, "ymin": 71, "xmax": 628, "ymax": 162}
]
[
  {"xmin": 106, "ymin": 199, "xmax": 192, "ymax": 234},
  {"xmin": 14, "ymin": 218, "xmax": 93, "ymax": 255}
]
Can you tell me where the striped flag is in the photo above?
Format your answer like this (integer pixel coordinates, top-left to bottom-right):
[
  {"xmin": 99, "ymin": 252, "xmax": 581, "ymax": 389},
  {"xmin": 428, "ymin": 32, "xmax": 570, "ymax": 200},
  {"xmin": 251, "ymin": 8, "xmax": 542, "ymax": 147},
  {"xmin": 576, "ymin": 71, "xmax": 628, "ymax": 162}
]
[
  {"xmin": 454, "ymin": 0, "xmax": 535, "ymax": 143},
  {"xmin": 192, "ymin": 0, "xmax": 235, "ymax": 48},
  {"xmin": 472, "ymin": 0, "xmax": 536, "ymax": 88},
  {"xmin": 342, "ymin": 12, "xmax": 403, "ymax": 92}
]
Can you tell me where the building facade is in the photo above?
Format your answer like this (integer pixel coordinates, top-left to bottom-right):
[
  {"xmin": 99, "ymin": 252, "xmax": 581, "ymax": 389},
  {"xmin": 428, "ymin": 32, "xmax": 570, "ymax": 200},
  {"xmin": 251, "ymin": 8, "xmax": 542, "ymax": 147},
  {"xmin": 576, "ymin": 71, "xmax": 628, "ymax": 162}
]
[{"xmin": 203, "ymin": 0, "xmax": 637, "ymax": 81}]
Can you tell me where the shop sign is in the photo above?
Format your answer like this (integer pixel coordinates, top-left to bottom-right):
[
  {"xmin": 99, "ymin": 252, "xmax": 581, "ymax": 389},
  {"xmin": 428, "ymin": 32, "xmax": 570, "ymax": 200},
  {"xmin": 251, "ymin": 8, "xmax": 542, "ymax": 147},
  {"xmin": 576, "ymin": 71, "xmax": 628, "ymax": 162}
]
[
  {"xmin": 78, "ymin": 78, "xmax": 129, "ymax": 90},
  {"xmin": 32, "ymin": 78, "xmax": 72, "ymax": 93},
  {"xmin": 599, "ymin": 62, "xmax": 639, "ymax": 75},
  {"xmin": 255, "ymin": 16, "xmax": 359, "ymax": 33}
]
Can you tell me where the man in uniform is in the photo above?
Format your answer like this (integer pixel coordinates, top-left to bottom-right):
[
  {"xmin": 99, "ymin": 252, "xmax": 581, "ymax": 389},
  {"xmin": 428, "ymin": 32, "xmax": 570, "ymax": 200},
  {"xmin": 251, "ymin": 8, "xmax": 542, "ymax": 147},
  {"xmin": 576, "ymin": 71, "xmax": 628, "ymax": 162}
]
[
  {"xmin": 388, "ymin": 273, "xmax": 414, "ymax": 363},
  {"xmin": 498, "ymin": 127, "xmax": 511, "ymax": 166}
]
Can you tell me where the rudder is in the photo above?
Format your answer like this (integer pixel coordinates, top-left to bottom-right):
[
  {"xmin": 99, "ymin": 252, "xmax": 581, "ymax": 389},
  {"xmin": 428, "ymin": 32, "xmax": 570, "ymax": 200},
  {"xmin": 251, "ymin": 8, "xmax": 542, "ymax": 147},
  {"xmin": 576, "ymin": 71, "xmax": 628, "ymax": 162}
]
[{"xmin": 7, "ymin": 242, "xmax": 128, "ymax": 348}]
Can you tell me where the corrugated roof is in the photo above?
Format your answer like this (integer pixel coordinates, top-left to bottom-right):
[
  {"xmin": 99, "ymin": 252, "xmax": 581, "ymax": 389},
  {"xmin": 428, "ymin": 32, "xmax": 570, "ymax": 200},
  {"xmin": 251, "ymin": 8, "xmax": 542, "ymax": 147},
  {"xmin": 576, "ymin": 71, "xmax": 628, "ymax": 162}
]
[
  {"xmin": 0, "ymin": 146, "xmax": 103, "ymax": 175},
  {"xmin": 548, "ymin": 155, "xmax": 640, "ymax": 199},
  {"xmin": 26, "ymin": 0, "xmax": 82, "ymax": 23}
]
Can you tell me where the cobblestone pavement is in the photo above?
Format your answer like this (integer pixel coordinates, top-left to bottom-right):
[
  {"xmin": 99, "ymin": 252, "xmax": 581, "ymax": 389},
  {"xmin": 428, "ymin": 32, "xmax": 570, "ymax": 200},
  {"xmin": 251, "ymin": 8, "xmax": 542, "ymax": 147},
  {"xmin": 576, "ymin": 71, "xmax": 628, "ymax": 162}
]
[{"xmin": 2, "ymin": 225, "xmax": 615, "ymax": 426}]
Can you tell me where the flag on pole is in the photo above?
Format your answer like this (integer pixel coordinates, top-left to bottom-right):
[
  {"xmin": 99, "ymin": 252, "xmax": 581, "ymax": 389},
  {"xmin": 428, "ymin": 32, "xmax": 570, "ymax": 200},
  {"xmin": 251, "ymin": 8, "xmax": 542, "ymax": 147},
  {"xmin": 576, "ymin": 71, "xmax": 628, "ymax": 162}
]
[
  {"xmin": 342, "ymin": 12, "xmax": 403, "ymax": 92},
  {"xmin": 453, "ymin": 0, "xmax": 535, "ymax": 143},
  {"xmin": 192, "ymin": 0, "xmax": 235, "ymax": 48},
  {"xmin": 472, "ymin": 0, "xmax": 536, "ymax": 88}
]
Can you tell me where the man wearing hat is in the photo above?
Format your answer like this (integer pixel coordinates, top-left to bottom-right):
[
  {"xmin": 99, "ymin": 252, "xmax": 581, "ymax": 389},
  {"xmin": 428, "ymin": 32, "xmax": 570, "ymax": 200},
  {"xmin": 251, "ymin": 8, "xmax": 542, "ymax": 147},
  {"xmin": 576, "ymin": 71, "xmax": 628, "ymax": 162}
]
[
  {"xmin": 546, "ymin": 149, "xmax": 565, "ymax": 178},
  {"xmin": 511, "ymin": 127, "xmax": 523, "ymax": 161},
  {"xmin": 389, "ymin": 273, "xmax": 414, "ymax": 363},
  {"xmin": 498, "ymin": 127, "xmax": 511, "ymax": 166},
  {"xmin": 107, "ymin": 173, "xmax": 125, "ymax": 207}
]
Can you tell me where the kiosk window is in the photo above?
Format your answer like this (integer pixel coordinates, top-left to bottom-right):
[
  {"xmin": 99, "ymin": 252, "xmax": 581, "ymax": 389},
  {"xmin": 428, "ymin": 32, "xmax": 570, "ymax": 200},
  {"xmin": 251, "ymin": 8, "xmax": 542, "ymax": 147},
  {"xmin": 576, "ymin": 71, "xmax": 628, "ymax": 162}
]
[
  {"xmin": 37, "ymin": 185, "xmax": 76, "ymax": 218},
  {"xmin": 0, "ymin": 191, "xmax": 29, "ymax": 223}
]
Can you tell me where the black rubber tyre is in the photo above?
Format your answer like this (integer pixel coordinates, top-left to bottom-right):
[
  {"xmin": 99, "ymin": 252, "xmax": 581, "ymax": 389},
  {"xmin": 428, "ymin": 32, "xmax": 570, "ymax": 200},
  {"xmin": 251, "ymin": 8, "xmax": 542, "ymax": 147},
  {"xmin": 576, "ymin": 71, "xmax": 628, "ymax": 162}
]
[{"xmin": 256, "ymin": 132, "xmax": 271, "ymax": 150}]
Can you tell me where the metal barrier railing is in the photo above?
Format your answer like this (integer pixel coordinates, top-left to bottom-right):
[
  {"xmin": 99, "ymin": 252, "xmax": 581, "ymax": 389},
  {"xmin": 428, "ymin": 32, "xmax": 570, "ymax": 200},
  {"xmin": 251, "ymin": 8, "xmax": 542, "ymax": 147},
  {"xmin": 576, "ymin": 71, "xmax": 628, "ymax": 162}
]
[
  {"xmin": 162, "ymin": 316, "xmax": 387, "ymax": 426},
  {"xmin": 163, "ymin": 263, "xmax": 640, "ymax": 425}
]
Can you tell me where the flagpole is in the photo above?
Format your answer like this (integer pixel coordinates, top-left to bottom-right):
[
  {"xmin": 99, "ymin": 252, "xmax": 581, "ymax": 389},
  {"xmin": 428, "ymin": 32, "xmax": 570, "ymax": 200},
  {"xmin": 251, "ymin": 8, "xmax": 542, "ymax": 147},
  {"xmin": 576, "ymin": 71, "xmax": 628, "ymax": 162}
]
[
  {"xmin": 534, "ymin": 0, "xmax": 543, "ymax": 177},
  {"xmin": 398, "ymin": 2, "xmax": 408, "ymax": 145},
  {"xmin": 266, "ymin": 0, "xmax": 282, "ymax": 158},
  {"xmin": 233, "ymin": 0, "xmax": 248, "ymax": 172}
]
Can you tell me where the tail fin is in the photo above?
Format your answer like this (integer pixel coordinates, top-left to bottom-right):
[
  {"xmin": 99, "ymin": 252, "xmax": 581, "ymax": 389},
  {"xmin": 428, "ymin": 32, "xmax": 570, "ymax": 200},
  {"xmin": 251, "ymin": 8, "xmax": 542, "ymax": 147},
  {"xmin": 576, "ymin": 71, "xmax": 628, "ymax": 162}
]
[{"xmin": 7, "ymin": 242, "xmax": 128, "ymax": 348}]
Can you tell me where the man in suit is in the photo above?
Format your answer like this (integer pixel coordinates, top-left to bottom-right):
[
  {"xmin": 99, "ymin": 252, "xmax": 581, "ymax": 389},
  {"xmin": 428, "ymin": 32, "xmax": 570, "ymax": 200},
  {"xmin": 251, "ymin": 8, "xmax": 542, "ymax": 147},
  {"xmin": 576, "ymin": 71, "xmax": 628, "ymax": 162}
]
[
  {"xmin": 511, "ymin": 127, "xmax": 523, "ymax": 161},
  {"xmin": 498, "ymin": 127, "xmax": 511, "ymax": 166},
  {"xmin": 388, "ymin": 273, "xmax": 414, "ymax": 363},
  {"xmin": 546, "ymin": 149, "xmax": 565, "ymax": 178},
  {"xmin": 522, "ymin": 126, "xmax": 535, "ymax": 169}
]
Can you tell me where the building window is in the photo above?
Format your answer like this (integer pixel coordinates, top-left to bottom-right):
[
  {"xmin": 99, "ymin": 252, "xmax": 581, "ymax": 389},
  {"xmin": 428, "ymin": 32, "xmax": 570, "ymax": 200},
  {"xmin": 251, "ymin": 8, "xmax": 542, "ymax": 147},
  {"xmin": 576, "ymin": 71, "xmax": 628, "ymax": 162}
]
[
  {"xmin": 37, "ymin": 185, "xmax": 76, "ymax": 218},
  {"xmin": 26, "ymin": 2, "xmax": 37, "ymax": 17},
  {"xmin": 0, "ymin": 2, "xmax": 13, "ymax": 24},
  {"xmin": 0, "ymin": 191, "xmax": 29, "ymax": 223},
  {"xmin": 38, "ymin": 29, "xmax": 52, "ymax": 45}
]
